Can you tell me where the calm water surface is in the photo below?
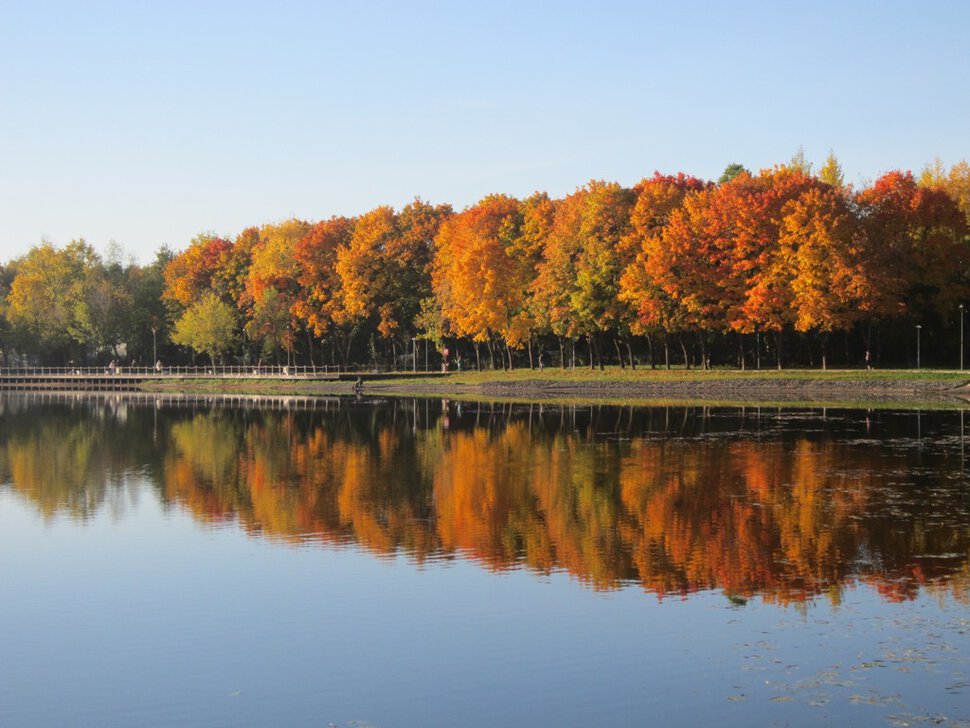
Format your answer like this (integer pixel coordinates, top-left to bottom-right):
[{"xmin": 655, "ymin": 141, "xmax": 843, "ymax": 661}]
[{"xmin": 1, "ymin": 394, "xmax": 968, "ymax": 727}]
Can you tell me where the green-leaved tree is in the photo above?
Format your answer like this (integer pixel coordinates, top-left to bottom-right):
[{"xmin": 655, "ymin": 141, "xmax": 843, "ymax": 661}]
[{"xmin": 171, "ymin": 293, "xmax": 238, "ymax": 366}]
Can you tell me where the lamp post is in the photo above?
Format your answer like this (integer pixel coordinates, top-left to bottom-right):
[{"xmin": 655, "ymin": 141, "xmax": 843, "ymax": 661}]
[
  {"xmin": 916, "ymin": 325, "xmax": 922, "ymax": 370},
  {"xmin": 960, "ymin": 303, "xmax": 963, "ymax": 372}
]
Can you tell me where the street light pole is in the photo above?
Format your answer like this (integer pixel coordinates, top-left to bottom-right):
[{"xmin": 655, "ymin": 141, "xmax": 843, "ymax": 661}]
[
  {"xmin": 916, "ymin": 325, "xmax": 922, "ymax": 370},
  {"xmin": 960, "ymin": 303, "xmax": 963, "ymax": 372}
]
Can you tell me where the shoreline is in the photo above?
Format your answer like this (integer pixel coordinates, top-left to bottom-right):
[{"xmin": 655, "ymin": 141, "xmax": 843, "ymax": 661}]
[
  {"xmin": 108, "ymin": 369, "xmax": 970, "ymax": 409},
  {"xmin": 364, "ymin": 374, "xmax": 970, "ymax": 407}
]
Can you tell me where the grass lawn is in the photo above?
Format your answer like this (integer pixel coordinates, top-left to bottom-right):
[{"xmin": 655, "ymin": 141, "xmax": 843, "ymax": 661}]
[
  {"xmin": 134, "ymin": 366, "xmax": 970, "ymax": 408},
  {"xmin": 436, "ymin": 366, "xmax": 970, "ymax": 385}
]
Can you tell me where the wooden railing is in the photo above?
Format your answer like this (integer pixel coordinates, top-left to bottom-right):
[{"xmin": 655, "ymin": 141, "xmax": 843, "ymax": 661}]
[{"xmin": 0, "ymin": 365, "xmax": 343, "ymax": 377}]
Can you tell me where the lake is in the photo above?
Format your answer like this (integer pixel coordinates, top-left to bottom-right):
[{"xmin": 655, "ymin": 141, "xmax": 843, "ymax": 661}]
[{"xmin": 1, "ymin": 393, "xmax": 968, "ymax": 727}]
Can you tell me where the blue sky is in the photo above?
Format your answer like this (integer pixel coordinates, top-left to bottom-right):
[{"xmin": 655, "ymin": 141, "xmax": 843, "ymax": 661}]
[{"xmin": 1, "ymin": 0, "xmax": 968, "ymax": 262}]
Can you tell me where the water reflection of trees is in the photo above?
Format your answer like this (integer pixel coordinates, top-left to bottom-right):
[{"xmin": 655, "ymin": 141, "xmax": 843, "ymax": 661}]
[
  {"xmin": 0, "ymin": 396, "xmax": 160, "ymax": 519},
  {"xmin": 2, "ymin": 396, "xmax": 969, "ymax": 604}
]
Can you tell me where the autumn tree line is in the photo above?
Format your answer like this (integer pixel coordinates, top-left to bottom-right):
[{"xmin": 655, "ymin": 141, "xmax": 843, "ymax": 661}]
[{"xmin": 2, "ymin": 154, "xmax": 969, "ymax": 370}]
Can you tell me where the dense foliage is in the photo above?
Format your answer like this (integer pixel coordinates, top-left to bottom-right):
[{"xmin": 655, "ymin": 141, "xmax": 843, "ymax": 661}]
[{"xmin": 2, "ymin": 156, "xmax": 969, "ymax": 369}]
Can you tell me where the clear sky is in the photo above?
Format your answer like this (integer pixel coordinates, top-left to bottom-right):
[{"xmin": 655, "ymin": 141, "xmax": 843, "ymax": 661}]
[{"xmin": 1, "ymin": 0, "xmax": 968, "ymax": 263}]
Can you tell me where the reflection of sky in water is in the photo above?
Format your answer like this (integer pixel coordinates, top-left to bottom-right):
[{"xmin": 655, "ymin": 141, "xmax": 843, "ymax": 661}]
[
  {"xmin": 1, "ymin": 398, "xmax": 969, "ymax": 726},
  {"xmin": 1, "ymin": 484, "xmax": 968, "ymax": 728}
]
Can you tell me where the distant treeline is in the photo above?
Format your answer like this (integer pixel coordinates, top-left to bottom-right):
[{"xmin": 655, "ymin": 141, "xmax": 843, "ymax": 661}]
[{"xmin": 1, "ymin": 154, "xmax": 969, "ymax": 370}]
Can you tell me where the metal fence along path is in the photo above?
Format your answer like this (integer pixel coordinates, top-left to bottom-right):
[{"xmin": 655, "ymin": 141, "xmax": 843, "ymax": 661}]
[{"xmin": 0, "ymin": 366, "xmax": 444, "ymax": 391}]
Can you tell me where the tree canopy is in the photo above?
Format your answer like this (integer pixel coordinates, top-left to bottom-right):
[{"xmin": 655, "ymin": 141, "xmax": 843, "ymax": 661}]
[{"xmin": 2, "ymin": 153, "xmax": 969, "ymax": 371}]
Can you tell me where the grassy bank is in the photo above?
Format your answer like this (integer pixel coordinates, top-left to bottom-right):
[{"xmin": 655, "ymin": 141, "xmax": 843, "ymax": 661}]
[
  {"xmin": 133, "ymin": 366, "xmax": 970, "ymax": 409},
  {"xmin": 436, "ymin": 366, "xmax": 970, "ymax": 384}
]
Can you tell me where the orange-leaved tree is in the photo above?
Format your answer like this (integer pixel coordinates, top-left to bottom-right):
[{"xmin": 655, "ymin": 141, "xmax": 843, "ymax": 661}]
[
  {"xmin": 530, "ymin": 188, "xmax": 585, "ymax": 366},
  {"xmin": 293, "ymin": 216, "xmax": 356, "ymax": 365},
  {"xmin": 244, "ymin": 219, "xmax": 312, "ymax": 364},
  {"xmin": 646, "ymin": 168, "xmax": 824, "ymax": 368},
  {"xmin": 431, "ymin": 194, "xmax": 530, "ymax": 369},
  {"xmin": 531, "ymin": 181, "xmax": 634, "ymax": 369},
  {"xmin": 733, "ymin": 168, "xmax": 826, "ymax": 367},
  {"xmin": 856, "ymin": 171, "xmax": 969, "ymax": 330},
  {"xmin": 619, "ymin": 173, "xmax": 709, "ymax": 367},
  {"xmin": 163, "ymin": 233, "xmax": 234, "ymax": 309},
  {"xmin": 777, "ymin": 185, "xmax": 868, "ymax": 367},
  {"xmin": 335, "ymin": 200, "xmax": 452, "ymax": 365},
  {"xmin": 387, "ymin": 199, "xmax": 452, "ymax": 351},
  {"xmin": 514, "ymin": 192, "xmax": 557, "ymax": 367}
]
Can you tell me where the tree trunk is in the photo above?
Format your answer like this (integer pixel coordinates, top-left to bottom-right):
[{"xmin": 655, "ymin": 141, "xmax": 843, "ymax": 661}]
[
  {"xmin": 343, "ymin": 326, "xmax": 358, "ymax": 366},
  {"xmin": 613, "ymin": 335, "xmax": 625, "ymax": 369},
  {"xmin": 775, "ymin": 330, "xmax": 783, "ymax": 370},
  {"xmin": 738, "ymin": 333, "xmax": 745, "ymax": 371},
  {"xmin": 679, "ymin": 335, "xmax": 690, "ymax": 369},
  {"xmin": 474, "ymin": 341, "xmax": 481, "ymax": 370},
  {"xmin": 625, "ymin": 335, "xmax": 636, "ymax": 370},
  {"xmin": 559, "ymin": 337, "xmax": 566, "ymax": 370},
  {"xmin": 527, "ymin": 339, "xmax": 534, "ymax": 370}
]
